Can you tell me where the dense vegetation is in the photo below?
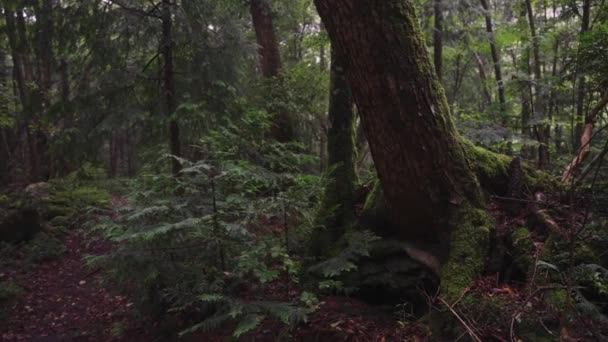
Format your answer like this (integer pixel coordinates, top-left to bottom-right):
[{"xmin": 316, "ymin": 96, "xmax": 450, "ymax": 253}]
[{"xmin": 1, "ymin": 0, "xmax": 608, "ymax": 340}]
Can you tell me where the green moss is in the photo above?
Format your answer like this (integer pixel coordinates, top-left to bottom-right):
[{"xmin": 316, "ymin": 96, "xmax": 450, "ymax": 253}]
[
  {"xmin": 512, "ymin": 227, "xmax": 535, "ymax": 276},
  {"xmin": 462, "ymin": 140, "xmax": 511, "ymax": 193},
  {"xmin": 461, "ymin": 139, "xmax": 558, "ymax": 194},
  {"xmin": 440, "ymin": 205, "xmax": 493, "ymax": 299}
]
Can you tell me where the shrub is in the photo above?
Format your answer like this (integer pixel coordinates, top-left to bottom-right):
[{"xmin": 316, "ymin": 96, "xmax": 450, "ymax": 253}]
[{"xmin": 89, "ymin": 124, "xmax": 322, "ymax": 338}]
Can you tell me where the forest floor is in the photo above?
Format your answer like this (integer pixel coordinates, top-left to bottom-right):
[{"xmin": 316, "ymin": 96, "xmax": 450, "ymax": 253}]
[
  {"xmin": 0, "ymin": 230, "xmax": 156, "ymax": 341},
  {"xmin": 0, "ymin": 228, "xmax": 422, "ymax": 341},
  {"xmin": 0, "ymin": 196, "xmax": 425, "ymax": 342}
]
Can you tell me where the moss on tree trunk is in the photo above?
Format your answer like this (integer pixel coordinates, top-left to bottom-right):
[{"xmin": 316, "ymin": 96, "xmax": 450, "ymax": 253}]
[
  {"xmin": 311, "ymin": 47, "xmax": 358, "ymax": 257},
  {"xmin": 313, "ymin": 0, "xmax": 559, "ymax": 302}
]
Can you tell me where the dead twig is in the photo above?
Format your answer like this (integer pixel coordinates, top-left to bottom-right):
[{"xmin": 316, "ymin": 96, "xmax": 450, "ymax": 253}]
[{"xmin": 438, "ymin": 297, "xmax": 483, "ymax": 342}]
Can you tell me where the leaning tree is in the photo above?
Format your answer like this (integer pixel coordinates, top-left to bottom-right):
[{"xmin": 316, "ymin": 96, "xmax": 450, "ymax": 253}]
[{"xmin": 311, "ymin": 0, "xmax": 547, "ymax": 299}]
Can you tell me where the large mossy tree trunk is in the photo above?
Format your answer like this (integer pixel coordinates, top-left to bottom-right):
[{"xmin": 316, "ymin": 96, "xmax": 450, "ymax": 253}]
[
  {"xmin": 311, "ymin": 46, "xmax": 358, "ymax": 257},
  {"xmin": 313, "ymin": 0, "xmax": 493, "ymax": 298}
]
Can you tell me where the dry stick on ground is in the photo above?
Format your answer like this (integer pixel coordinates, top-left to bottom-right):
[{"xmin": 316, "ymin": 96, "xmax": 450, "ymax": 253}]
[
  {"xmin": 562, "ymin": 91, "xmax": 608, "ymax": 182},
  {"xmin": 438, "ymin": 297, "xmax": 483, "ymax": 342}
]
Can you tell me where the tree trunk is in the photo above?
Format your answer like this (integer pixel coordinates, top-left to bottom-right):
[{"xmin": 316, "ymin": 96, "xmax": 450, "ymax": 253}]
[
  {"xmin": 162, "ymin": 0, "xmax": 181, "ymax": 176},
  {"xmin": 318, "ymin": 23, "xmax": 328, "ymax": 172},
  {"xmin": 249, "ymin": 0, "xmax": 293, "ymax": 142},
  {"xmin": 474, "ymin": 52, "xmax": 493, "ymax": 108},
  {"xmin": 311, "ymin": 46, "xmax": 357, "ymax": 257},
  {"xmin": 433, "ymin": 0, "xmax": 443, "ymax": 81},
  {"xmin": 525, "ymin": 0, "xmax": 550, "ymax": 169},
  {"xmin": 480, "ymin": 0, "xmax": 507, "ymax": 124},
  {"xmin": 574, "ymin": 0, "xmax": 591, "ymax": 151},
  {"xmin": 314, "ymin": 0, "xmax": 491, "ymax": 298}
]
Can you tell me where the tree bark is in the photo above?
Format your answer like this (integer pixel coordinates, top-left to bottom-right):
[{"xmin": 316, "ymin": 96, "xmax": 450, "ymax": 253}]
[
  {"xmin": 311, "ymin": 46, "xmax": 357, "ymax": 257},
  {"xmin": 525, "ymin": 0, "xmax": 550, "ymax": 169},
  {"xmin": 314, "ymin": 0, "xmax": 491, "ymax": 298},
  {"xmin": 574, "ymin": 0, "xmax": 591, "ymax": 150},
  {"xmin": 474, "ymin": 52, "xmax": 493, "ymax": 108},
  {"xmin": 162, "ymin": 0, "xmax": 181, "ymax": 176},
  {"xmin": 250, "ymin": 0, "xmax": 282, "ymax": 78},
  {"xmin": 249, "ymin": 0, "xmax": 293, "ymax": 142},
  {"xmin": 433, "ymin": 0, "xmax": 443, "ymax": 81},
  {"xmin": 480, "ymin": 0, "xmax": 507, "ymax": 124}
]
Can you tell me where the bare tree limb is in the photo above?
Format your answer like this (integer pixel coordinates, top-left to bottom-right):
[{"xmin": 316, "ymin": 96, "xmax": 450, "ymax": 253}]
[
  {"xmin": 107, "ymin": 0, "xmax": 161, "ymax": 19},
  {"xmin": 562, "ymin": 91, "xmax": 608, "ymax": 182}
]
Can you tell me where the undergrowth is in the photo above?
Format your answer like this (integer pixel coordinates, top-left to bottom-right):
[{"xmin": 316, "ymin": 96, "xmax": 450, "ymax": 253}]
[{"xmin": 87, "ymin": 116, "xmax": 324, "ymax": 338}]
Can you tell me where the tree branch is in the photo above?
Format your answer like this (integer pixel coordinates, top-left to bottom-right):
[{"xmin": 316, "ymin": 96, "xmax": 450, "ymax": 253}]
[{"xmin": 107, "ymin": 0, "xmax": 161, "ymax": 19}]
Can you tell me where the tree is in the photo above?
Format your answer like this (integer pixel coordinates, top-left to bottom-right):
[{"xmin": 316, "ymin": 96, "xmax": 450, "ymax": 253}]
[
  {"xmin": 162, "ymin": 0, "xmax": 181, "ymax": 176},
  {"xmin": 480, "ymin": 0, "xmax": 506, "ymax": 123},
  {"xmin": 574, "ymin": 0, "xmax": 592, "ymax": 150},
  {"xmin": 311, "ymin": 45, "xmax": 357, "ymax": 257},
  {"xmin": 313, "ymin": 0, "xmax": 493, "ymax": 297},
  {"xmin": 249, "ymin": 0, "xmax": 293, "ymax": 142},
  {"xmin": 525, "ymin": 0, "xmax": 550, "ymax": 169}
]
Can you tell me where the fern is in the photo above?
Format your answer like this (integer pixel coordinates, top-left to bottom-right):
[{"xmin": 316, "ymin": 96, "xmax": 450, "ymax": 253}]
[{"xmin": 88, "ymin": 119, "xmax": 321, "ymax": 337}]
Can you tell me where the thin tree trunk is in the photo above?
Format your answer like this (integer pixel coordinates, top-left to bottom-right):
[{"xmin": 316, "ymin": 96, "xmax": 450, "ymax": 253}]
[
  {"xmin": 162, "ymin": 0, "xmax": 181, "ymax": 176},
  {"xmin": 319, "ymin": 23, "xmax": 328, "ymax": 172},
  {"xmin": 525, "ymin": 0, "xmax": 550, "ymax": 169},
  {"xmin": 474, "ymin": 52, "xmax": 493, "ymax": 108},
  {"xmin": 574, "ymin": 0, "xmax": 591, "ymax": 150},
  {"xmin": 480, "ymin": 0, "xmax": 507, "ymax": 124}
]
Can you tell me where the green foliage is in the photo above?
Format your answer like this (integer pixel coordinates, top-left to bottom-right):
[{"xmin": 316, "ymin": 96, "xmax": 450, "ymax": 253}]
[
  {"xmin": 22, "ymin": 232, "xmax": 66, "ymax": 263},
  {"xmin": 89, "ymin": 118, "xmax": 322, "ymax": 336},
  {"xmin": 308, "ymin": 230, "xmax": 380, "ymax": 293},
  {"xmin": 43, "ymin": 181, "xmax": 111, "ymax": 227},
  {"xmin": 179, "ymin": 296, "xmax": 310, "ymax": 338}
]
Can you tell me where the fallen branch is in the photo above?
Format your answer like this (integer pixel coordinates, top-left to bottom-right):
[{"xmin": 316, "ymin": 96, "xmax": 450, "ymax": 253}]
[
  {"xmin": 438, "ymin": 297, "xmax": 483, "ymax": 342},
  {"xmin": 562, "ymin": 91, "xmax": 608, "ymax": 183}
]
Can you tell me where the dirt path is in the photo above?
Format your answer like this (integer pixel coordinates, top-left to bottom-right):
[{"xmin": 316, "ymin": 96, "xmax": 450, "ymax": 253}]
[{"xmin": 1, "ymin": 232, "xmax": 149, "ymax": 342}]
